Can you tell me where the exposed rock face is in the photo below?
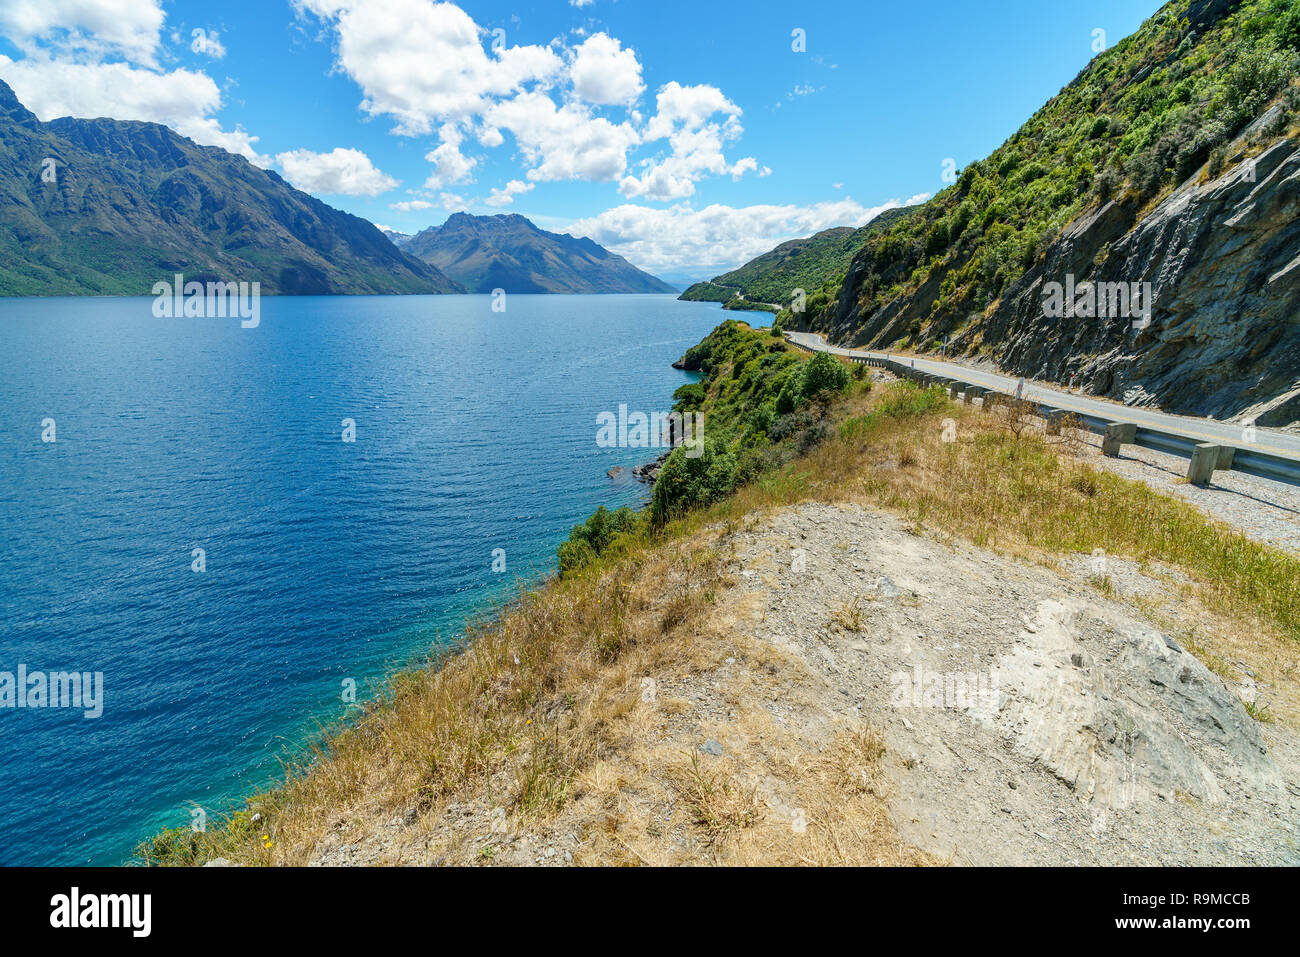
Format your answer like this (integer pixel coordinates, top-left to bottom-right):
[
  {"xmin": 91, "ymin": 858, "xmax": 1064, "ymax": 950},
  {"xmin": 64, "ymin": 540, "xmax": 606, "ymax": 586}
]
[
  {"xmin": 983, "ymin": 598, "xmax": 1279, "ymax": 807},
  {"xmin": 825, "ymin": 139, "xmax": 1300, "ymax": 430},
  {"xmin": 988, "ymin": 140, "xmax": 1300, "ymax": 428}
]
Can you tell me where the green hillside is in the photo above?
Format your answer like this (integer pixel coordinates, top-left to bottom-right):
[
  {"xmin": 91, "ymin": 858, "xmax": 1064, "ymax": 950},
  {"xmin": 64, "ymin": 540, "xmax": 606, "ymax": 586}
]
[{"xmin": 679, "ymin": 207, "xmax": 914, "ymax": 313}]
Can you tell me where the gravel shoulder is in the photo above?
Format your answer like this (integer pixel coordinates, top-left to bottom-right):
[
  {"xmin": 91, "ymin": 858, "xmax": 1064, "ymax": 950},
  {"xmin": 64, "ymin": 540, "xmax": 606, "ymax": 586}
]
[{"xmin": 1068, "ymin": 430, "xmax": 1300, "ymax": 557}]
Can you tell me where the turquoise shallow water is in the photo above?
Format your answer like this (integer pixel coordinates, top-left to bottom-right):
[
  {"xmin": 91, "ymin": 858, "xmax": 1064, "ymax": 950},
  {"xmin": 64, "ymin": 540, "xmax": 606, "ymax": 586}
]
[{"xmin": 0, "ymin": 293, "xmax": 721, "ymax": 865}]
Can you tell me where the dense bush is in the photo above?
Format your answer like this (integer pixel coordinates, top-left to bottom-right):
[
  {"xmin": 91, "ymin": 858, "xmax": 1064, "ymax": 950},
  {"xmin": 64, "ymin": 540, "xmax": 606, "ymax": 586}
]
[
  {"xmin": 769, "ymin": 410, "xmax": 814, "ymax": 442},
  {"xmin": 557, "ymin": 506, "xmax": 646, "ymax": 575},
  {"xmin": 650, "ymin": 439, "xmax": 740, "ymax": 525},
  {"xmin": 801, "ymin": 350, "xmax": 852, "ymax": 396}
]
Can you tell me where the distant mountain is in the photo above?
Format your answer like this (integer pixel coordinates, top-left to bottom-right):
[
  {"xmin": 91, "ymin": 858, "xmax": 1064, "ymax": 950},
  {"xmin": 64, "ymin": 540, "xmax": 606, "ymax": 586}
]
[
  {"xmin": 0, "ymin": 79, "xmax": 461, "ymax": 296},
  {"xmin": 404, "ymin": 212, "xmax": 676, "ymax": 294},
  {"xmin": 679, "ymin": 207, "xmax": 915, "ymax": 313},
  {"xmin": 380, "ymin": 228, "xmax": 413, "ymax": 248}
]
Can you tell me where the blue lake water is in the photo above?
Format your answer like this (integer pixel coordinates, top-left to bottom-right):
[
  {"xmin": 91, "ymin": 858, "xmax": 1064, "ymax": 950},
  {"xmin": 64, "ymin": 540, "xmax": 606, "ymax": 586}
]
[{"xmin": 0, "ymin": 293, "xmax": 722, "ymax": 865}]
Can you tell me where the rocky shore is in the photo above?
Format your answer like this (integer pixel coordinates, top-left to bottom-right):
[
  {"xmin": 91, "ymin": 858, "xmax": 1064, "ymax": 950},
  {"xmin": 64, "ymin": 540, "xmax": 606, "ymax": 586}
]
[
  {"xmin": 606, "ymin": 451, "xmax": 670, "ymax": 485},
  {"xmin": 632, "ymin": 451, "xmax": 669, "ymax": 484}
]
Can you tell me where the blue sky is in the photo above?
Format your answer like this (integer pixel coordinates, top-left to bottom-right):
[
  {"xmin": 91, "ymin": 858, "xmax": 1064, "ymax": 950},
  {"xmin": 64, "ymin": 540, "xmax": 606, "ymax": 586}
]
[{"xmin": 0, "ymin": 0, "xmax": 1164, "ymax": 282}]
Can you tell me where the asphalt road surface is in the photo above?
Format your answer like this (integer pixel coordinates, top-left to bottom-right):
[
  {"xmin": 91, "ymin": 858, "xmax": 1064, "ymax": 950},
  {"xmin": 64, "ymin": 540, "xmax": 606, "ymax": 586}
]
[{"xmin": 786, "ymin": 330, "xmax": 1300, "ymax": 460}]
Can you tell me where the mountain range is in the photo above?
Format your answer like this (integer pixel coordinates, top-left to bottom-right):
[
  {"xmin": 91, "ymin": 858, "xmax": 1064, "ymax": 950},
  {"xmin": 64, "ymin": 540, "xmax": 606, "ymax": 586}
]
[
  {"xmin": 680, "ymin": 0, "xmax": 1300, "ymax": 429},
  {"xmin": 0, "ymin": 79, "xmax": 460, "ymax": 296},
  {"xmin": 401, "ymin": 212, "xmax": 676, "ymax": 294}
]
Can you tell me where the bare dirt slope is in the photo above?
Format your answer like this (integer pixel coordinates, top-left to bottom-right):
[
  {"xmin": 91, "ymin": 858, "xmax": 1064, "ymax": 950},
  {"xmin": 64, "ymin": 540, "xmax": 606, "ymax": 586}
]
[
  {"xmin": 302, "ymin": 500, "xmax": 1297, "ymax": 866},
  {"xmin": 730, "ymin": 502, "xmax": 1298, "ymax": 865}
]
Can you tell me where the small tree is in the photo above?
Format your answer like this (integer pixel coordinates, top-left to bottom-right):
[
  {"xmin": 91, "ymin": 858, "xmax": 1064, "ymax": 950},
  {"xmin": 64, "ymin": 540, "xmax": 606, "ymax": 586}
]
[{"xmin": 801, "ymin": 350, "xmax": 850, "ymax": 397}]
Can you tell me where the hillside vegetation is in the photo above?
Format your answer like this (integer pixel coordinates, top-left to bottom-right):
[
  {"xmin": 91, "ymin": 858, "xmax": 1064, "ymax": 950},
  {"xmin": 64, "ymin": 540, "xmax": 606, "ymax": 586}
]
[
  {"xmin": 798, "ymin": 0, "xmax": 1300, "ymax": 344},
  {"xmin": 680, "ymin": 208, "xmax": 913, "ymax": 313},
  {"xmin": 137, "ymin": 315, "xmax": 1300, "ymax": 865}
]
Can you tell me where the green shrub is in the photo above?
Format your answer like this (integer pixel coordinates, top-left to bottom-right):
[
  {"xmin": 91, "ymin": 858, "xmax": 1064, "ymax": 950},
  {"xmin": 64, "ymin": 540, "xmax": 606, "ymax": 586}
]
[
  {"xmin": 800, "ymin": 350, "xmax": 850, "ymax": 397},
  {"xmin": 650, "ymin": 440, "xmax": 740, "ymax": 525},
  {"xmin": 769, "ymin": 411, "xmax": 814, "ymax": 442},
  {"xmin": 878, "ymin": 382, "xmax": 950, "ymax": 418},
  {"xmin": 558, "ymin": 506, "xmax": 645, "ymax": 574},
  {"xmin": 798, "ymin": 422, "xmax": 835, "ymax": 453}
]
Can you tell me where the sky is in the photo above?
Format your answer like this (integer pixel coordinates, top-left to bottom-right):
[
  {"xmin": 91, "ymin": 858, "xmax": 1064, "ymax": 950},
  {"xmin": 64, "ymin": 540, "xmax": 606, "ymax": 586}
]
[{"xmin": 0, "ymin": 0, "xmax": 1165, "ymax": 284}]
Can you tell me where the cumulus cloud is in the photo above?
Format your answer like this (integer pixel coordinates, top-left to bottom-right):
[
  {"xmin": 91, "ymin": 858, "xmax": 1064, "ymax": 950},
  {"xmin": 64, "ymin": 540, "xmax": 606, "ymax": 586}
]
[
  {"xmin": 276, "ymin": 147, "xmax": 399, "ymax": 196},
  {"xmin": 0, "ymin": 54, "xmax": 271, "ymax": 165},
  {"xmin": 295, "ymin": 1, "xmax": 761, "ymax": 199},
  {"xmin": 566, "ymin": 195, "xmax": 931, "ymax": 275},
  {"xmin": 293, "ymin": 0, "xmax": 563, "ymax": 136},
  {"xmin": 484, "ymin": 179, "xmax": 534, "ymax": 206},
  {"xmin": 0, "ymin": 0, "xmax": 165, "ymax": 66},
  {"xmin": 0, "ymin": 1, "xmax": 269, "ymax": 165},
  {"xmin": 423, "ymin": 124, "xmax": 478, "ymax": 189},
  {"xmin": 619, "ymin": 82, "xmax": 759, "ymax": 200},
  {"xmin": 485, "ymin": 91, "xmax": 639, "ymax": 183},
  {"xmin": 390, "ymin": 199, "xmax": 435, "ymax": 212},
  {"xmin": 569, "ymin": 32, "xmax": 643, "ymax": 106}
]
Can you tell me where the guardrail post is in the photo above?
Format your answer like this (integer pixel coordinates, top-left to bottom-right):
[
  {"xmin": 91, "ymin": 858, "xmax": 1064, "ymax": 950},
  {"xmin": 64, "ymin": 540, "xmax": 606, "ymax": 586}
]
[
  {"xmin": 1188, "ymin": 444, "xmax": 1235, "ymax": 485},
  {"xmin": 1044, "ymin": 409, "xmax": 1065, "ymax": 435},
  {"xmin": 1102, "ymin": 422, "xmax": 1137, "ymax": 457},
  {"xmin": 966, "ymin": 386, "xmax": 986, "ymax": 408}
]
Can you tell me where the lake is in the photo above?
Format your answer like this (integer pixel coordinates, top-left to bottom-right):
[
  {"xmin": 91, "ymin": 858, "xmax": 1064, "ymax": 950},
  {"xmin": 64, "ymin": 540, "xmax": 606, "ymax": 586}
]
[{"xmin": 0, "ymin": 293, "xmax": 722, "ymax": 865}]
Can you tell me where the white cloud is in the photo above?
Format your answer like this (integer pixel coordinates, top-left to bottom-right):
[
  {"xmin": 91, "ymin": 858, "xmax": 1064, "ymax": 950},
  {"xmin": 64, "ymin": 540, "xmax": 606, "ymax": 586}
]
[
  {"xmin": 179, "ymin": 117, "xmax": 268, "ymax": 166},
  {"xmin": 0, "ymin": 55, "xmax": 271, "ymax": 165},
  {"xmin": 566, "ymin": 195, "xmax": 930, "ymax": 275},
  {"xmin": 0, "ymin": 3, "xmax": 268, "ymax": 165},
  {"xmin": 295, "ymin": 2, "xmax": 762, "ymax": 200},
  {"xmin": 643, "ymin": 81, "xmax": 739, "ymax": 140},
  {"xmin": 486, "ymin": 91, "xmax": 639, "ymax": 183},
  {"xmin": 570, "ymin": 32, "xmax": 643, "ymax": 106},
  {"xmin": 423, "ymin": 124, "xmax": 478, "ymax": 188},
  {"xmin": 276, "ymin": 147, "xmax": 399, "ymax": 196},
  {"xmin": 619, "ymin": 82, "xmax": 758, "ymax": 200},
  {"xmin": 0, "ymin": 0, "xmax": 164, "ymax": 66},
  {"xmin": 484, "ymin": 179, "xmax": 534, "ymax": 206},
  {"xmin": 293, "ymin": 0, "xmax": 563, "ymax": 136},
  {"xmin": 390, "ymin": 199, "xmax": 435, "ymax": 212}
]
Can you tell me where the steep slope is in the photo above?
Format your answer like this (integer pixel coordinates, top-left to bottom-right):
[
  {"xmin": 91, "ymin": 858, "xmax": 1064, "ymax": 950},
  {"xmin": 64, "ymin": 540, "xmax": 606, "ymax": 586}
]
[
  {"xmin": 0, "ymin": 80, "xmax": 462, "ymax": 296},
  {"xmin": 404, "ymin": 212, "xmax": 676, "ymax": 294},
  {"xmin": 680, "ymin": 207, "xmax": 916, "ymax": 313},
  {"xmin": 791, "ymin": 0, "xmax": 1300, "ymax": 427}
]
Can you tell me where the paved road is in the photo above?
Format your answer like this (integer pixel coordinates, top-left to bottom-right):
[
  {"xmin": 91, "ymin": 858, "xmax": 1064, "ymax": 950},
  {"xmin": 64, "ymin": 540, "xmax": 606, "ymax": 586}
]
[{"xmin": 786, "ymin": 331, "xmax": 1300, "ymax": 460}]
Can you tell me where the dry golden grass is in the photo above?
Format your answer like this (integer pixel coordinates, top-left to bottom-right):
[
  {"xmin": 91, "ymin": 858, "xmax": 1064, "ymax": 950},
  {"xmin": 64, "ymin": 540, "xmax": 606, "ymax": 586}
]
[
  {"xmin": 139, "ymin": 498, "xmax": 929, "ymax": 867},
  {"xmin": 139, "ymin": 376, "xmax": 1299, "ymax": 866},
  {"xmin": 709, "ymin": 383, "xmax": 1300, "ymax": 724}
]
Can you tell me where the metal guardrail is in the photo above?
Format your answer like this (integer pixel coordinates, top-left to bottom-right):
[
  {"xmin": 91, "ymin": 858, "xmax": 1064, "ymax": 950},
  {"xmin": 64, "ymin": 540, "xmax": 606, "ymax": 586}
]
[{"xmin": 793, "ymin": 338, "xmax": 1300, "ymax": 489}]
